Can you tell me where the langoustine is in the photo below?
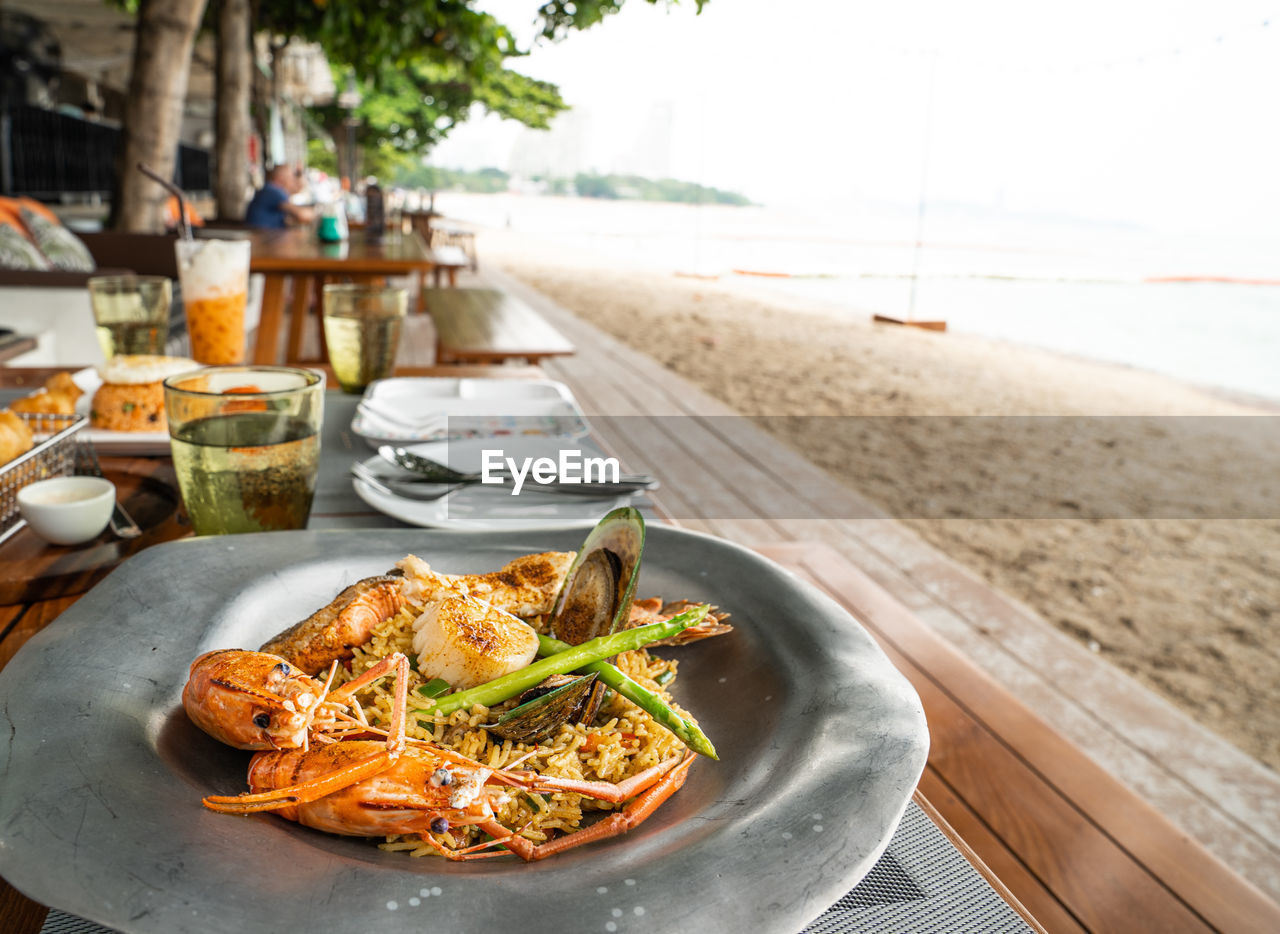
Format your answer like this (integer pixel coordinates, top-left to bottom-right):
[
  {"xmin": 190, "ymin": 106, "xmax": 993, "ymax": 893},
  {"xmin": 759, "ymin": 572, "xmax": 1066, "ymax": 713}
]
[
  {"xmin": 183, "ymin": 648, "xmax": 409, "ymax": 751},
  {"xmin": 259, "ymin": 573, "xmax": 406, "ymax": 675},
  {"xmin": 195, "ymin": 628, "xmax": 694, "ymax": 862},
  {"xmin": 204, "ymin": 738, "xmax": 694, "ymax": 861}
]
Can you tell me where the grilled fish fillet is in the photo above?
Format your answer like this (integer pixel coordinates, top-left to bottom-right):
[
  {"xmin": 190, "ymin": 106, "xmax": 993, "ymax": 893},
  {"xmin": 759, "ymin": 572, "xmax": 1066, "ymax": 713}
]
[
  {"xmin": 412, "ymin": 595, "xmax": 539, "ymax": 690},
  {"xmin": 397, "ymin": 552, "xmax": 575, "ymax": 618}
]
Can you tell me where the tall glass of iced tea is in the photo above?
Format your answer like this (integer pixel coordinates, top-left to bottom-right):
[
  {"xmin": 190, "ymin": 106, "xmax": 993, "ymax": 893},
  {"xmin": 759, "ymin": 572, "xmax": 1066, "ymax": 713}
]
[{"xmin": 175, "ymin": 238, "xmax": 251, "ymax": 364}]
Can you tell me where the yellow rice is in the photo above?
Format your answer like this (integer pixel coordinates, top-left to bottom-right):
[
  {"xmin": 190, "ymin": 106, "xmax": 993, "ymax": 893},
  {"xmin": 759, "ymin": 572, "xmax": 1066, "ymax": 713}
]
[{"xmin": 333, "ymin": 605, "xmax": 694, "ymax": 857}]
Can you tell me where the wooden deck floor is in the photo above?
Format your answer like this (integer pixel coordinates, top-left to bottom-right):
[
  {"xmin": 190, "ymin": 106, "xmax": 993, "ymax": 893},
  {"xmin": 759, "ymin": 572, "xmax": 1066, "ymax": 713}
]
[{"xmin": 464, "ymin": 263, "xmax": 1280, "ymax": 912}]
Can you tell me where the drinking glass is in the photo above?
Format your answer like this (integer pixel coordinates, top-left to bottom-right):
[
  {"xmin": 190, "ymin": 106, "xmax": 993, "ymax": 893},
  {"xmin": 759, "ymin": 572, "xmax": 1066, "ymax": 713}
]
[
  {"xmin": 321, "ymin": 284, "xmax": 408, "ymax": 393},
  {"xmin": 87, "ymin": 275, "xmax": 172, "ymax": 360},
  {"xmin": 162, "ymin": 365, "xmax": 324, "ymax": 535},
  {"xmin": 175, "ymin": 238, "xmax": 251, "ymax": 365}
]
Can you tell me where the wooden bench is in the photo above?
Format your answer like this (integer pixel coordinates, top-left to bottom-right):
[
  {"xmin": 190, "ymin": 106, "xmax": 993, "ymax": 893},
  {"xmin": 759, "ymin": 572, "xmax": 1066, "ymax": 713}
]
[
  {"xmin": 424, "ymin": 245, "xmax": 470, "ymax": 288},
  {"xmin": 424, "ymin": 287, "xmax": 575, "ymax": 365},
  {"xmin": 429, "ymin": 227, "xmax": 478, "ymax": 271},
  {"xmin": 403, "ymin": 210, "xmax": 474, "ymax": 302}
]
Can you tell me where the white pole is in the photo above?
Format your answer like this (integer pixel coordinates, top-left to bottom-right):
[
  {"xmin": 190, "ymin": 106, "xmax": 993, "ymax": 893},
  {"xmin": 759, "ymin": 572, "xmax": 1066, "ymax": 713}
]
[{"xmin": 907, "ymin": 50, "xmax": 939, "ymax": 322}]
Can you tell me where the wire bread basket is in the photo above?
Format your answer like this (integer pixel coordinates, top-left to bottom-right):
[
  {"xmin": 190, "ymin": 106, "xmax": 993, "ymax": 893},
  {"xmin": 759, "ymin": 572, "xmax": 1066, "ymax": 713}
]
[{"xmin": 0, "ymin": 412, "xmax": 88, "ymax": 544}]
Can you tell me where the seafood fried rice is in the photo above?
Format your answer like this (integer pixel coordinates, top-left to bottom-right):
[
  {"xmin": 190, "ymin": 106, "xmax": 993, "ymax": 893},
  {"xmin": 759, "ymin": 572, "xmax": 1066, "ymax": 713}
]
[{"xmin": 337, "ymin": 604, "xmax": 693, "ymax": 857}]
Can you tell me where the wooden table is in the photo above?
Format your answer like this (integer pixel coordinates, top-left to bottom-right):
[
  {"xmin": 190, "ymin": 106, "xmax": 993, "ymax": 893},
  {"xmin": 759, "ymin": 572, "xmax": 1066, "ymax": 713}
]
[
  {"xmin": 0, "ymin": 450, "xmax": 182, "ymax": 933},
  {"xmin": 0, "ymin": 364, "xmax": 546, "ymax": 394},
  {"xmin": 426, "ymin": 287, "xmax": 576, "ymax": 365},
  {"xmin": 247, "ymin": 229, "xmax": 439, "ymax": 366}
]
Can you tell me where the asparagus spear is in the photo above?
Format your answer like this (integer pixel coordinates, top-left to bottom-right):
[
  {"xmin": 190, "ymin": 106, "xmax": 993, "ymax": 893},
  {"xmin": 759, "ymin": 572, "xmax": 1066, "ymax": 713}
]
[
  {"xmin": 414, "ymin": 605, "xmax": 710, "ymax": 717},
  {"xmin": 535, "ymin": 634, "xmax": 718, "ymax": 760}
]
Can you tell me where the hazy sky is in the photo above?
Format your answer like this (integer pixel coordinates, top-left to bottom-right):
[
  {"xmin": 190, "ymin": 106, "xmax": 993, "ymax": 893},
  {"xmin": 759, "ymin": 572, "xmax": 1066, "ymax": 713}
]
[{"xmin": 429, "ymin": 1, "xmax": 1280, "ymax": 235}]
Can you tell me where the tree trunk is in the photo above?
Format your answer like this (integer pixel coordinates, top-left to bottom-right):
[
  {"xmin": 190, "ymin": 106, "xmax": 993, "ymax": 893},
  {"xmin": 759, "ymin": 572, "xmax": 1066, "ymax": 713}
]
[
  {"xmin": 214, "ymin": 0, "xmax": 252, "ymax": 220},
  {"xmin": 111, "ymin": 0, "xmax": 208, "ymax": 232}
]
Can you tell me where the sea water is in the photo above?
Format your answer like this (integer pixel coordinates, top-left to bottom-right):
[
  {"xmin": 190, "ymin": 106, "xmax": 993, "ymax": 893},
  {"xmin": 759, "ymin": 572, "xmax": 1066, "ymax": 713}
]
[{"xmin": 434, "ymin": 192, "xmax": 1280, "ymax": 404}]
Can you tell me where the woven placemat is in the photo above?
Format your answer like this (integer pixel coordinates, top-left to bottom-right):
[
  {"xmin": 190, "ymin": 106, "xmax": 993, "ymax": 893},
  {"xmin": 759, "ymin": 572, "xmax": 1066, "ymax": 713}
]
[
  {"xmin": 800, "ymin": 802, "xmax": 1034, "ymax": 933},
  {"xmin": 41, "ymin": 802, "xmax": 1033, "ymax": 934}
]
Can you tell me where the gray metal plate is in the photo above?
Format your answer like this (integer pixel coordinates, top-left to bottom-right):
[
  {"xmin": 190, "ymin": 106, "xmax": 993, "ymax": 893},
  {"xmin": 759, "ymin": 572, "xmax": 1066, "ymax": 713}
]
[{"xmin": 0, "ymin": 525, "xmax": 928, "ymax": 934}]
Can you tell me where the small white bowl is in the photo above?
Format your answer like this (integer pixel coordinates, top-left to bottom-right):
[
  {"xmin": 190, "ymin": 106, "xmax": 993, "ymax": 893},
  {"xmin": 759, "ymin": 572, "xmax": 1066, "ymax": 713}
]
[{"xmin": 17, "ymin": 476, "xmax": 116, "ymax": 546}]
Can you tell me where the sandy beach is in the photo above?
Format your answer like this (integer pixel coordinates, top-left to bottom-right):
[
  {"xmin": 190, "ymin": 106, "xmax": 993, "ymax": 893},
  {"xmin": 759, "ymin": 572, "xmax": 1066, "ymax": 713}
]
[{"xmin": 471, "ymin": 225, "xmax": 1280, "ymax": 770}]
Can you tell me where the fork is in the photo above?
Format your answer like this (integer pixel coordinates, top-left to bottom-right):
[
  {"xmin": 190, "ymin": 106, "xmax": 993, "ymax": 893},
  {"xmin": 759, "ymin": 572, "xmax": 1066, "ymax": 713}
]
[{"xmin": 77, "ymin": 443, "xmax": 143, "ymax": 539}]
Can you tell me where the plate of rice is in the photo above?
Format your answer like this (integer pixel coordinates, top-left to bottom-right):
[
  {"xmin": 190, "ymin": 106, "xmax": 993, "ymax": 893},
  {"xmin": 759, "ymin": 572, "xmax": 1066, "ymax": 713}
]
[
  {"xmin": 0, "ymin": 524, "xmax": 928, "ymax": 934},
  {"xmin": 63, "ymin": 357, "xmax": 198, "ymax": 455}
]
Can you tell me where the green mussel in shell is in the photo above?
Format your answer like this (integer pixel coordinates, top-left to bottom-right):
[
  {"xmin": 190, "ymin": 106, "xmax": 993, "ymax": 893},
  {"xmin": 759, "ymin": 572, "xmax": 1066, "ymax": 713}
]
[
  {"xmin": 486, "ymin": 674, "xmax": 602, "ymax": 743},
  {"xmin": 548, "ymin": 507, "xmax": 646, "ymax": 646}
]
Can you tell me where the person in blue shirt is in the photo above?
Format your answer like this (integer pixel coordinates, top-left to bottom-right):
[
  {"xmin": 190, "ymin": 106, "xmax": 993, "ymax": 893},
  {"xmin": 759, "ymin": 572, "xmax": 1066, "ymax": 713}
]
[{"xmin": 244, "ymin": 165, "xmax": 314, "ymax": 228}]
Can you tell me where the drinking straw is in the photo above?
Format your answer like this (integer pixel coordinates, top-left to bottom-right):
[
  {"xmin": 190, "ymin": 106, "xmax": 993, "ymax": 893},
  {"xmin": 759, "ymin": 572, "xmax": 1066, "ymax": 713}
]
[{"xmin": 137, "ymin": 162, "xmax": 193, "ymax": 241}]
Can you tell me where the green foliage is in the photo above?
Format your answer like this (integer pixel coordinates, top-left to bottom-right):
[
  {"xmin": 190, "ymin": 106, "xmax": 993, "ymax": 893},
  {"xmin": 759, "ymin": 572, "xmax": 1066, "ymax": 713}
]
[
  {"xmin": 573, "ymin": 173, "xmax": 618, "ymax": 199},
  {"xmin": 307, "ymin": 133, "xmax": 410, "ymax": 182},
  {"xmin": 258, "ymin": 2, "xmax": 708, "ymax": 67},
  {"xmin": 572, "ymin": 173, "xmax": 750, "ymax": 205},
  {"xmin": 265, "ymin": 2, "xmax": 708, "ymax": 177},
  {"xmin": 536, "ymin": 1, "xmax": 625, "ymax": 39},
  {"xmin": 307, "ymin": 56, "xmax": 565, "ymax": 180},
  {"xmin": 396, "ymin": 165, "xmax": 748, "ymax": 206},
  {"xmin": 312, "ymin": 56, "xmax": 566, "ymax": 150},
  {"xmin": 537, "ymin": 0, "xmax": 708, "ymax": 40},
  {"xmin": 393, "ymin": 165, "xmax": 510, "ymax": 192},
  {"xmin": 306, "ymin": 137, "xmax": 337, "ymax": 176},
  {"xmin": 257, "ymin": 2, "xmax": 519, "ymax": 81}
]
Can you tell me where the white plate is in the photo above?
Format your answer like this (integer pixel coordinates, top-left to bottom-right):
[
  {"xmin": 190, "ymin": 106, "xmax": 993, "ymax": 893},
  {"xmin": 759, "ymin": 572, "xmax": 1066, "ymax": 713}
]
[
  {"xmin": 68, "ymin": 367, "xmax": 172, "ymax": 455},
  {"xmin": 352, "ymin": 436, "xmax": 634, "ymax": 530},
  {"xmin": 350, "ymin": 377, "xmax": 589, "ymax": 446}
]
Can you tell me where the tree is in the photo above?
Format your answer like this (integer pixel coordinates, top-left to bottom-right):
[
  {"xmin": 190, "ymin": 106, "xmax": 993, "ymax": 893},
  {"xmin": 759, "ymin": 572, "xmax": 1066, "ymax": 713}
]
[
  {"xmin": 310, "ymin": 58, "xmax": 568, "ymax": 184},
  {"xmin": 111, "ymin": 0, "xmax": 208, "ymax": 231},
  {"xmin": 261, "ymin": 1, "xmax": 706, "ymax": 177},
  {"xmin": 214, "ymin": 0, "xmax": 252, "ymax": 219},
  {"xmin": 114, "ymin": 1, "xmax": 707, "ymax": 227},
  {"xmin": 536, "ymin": 1, "xmax": 706, "ymax": 40}
]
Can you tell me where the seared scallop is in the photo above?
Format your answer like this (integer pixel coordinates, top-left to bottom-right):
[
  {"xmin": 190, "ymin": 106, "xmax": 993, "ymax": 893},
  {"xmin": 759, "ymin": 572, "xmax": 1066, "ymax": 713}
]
[{"xmin": 411, "ymin": 595, "xmax": 539, "ymax": 690}]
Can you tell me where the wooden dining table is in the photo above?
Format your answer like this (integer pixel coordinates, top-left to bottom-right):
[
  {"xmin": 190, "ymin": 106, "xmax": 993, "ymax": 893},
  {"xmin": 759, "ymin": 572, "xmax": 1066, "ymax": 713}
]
[{"xmin": 245, "ymin": 228, "xmax": 439, "ymax": 367}]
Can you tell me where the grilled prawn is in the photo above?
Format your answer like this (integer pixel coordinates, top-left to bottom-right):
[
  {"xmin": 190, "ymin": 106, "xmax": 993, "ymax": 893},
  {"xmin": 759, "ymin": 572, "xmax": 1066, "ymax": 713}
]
[
  {"xmin": 260, "ymin": 573, "xmax": 406, "ymax": 675},
  {"xmin": 204, "ymin": 706, "xmax": 693, "ymax": 861},
  {"xmin": 182, "ymin": 649, "xmax": 408, "ymax": 751}
]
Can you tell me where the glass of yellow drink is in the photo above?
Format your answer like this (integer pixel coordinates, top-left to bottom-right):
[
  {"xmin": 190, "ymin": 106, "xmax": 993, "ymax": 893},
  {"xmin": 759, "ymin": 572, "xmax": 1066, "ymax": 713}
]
[
  {"xmin": 321, "ymin": 284, "xmax": 408, "ymax": 393},
  {"xmin": 87, "ymin": 275, "xmax": 172, "ymax": 360},
  {"xmin": 174, "ymin": 238, "xmax": 251, "ymax": 364},
  {"xmin": 162, "ymin": 365, "xmax": 324, "ymax": 535}
]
